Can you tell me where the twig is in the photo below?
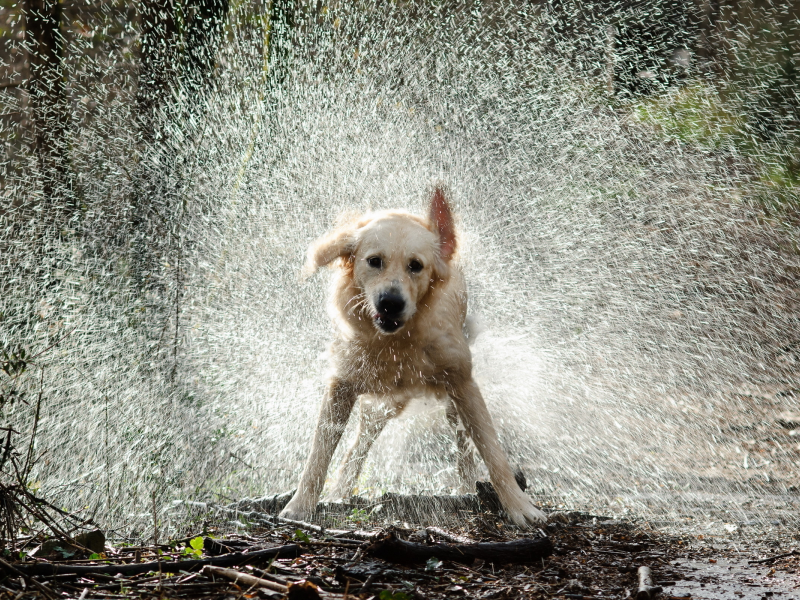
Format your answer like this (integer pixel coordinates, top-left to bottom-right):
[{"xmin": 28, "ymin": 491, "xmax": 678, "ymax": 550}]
[
  {"xmin": 16, "ymin": 486, "xmax": 100, "ymax": 529},
  {"xmin": 29, "ymin": 328, "xmax": 76, "ymax": 361},
  {"xmin": 9, "ymin": 485, "xmax": 84, "ymax": 546},
  {"xmin": 23, "ymin": 368, "xmax": 44, "ymax": 478},
  {"xmin": 152, "ymin": 490, "xmax": 158, "ymax": 546},
  {"xmin": 170, "ymin": 248, "xmax": 181, "ymax": 381},
  {"xmin": 203, "ymin": 565, "xmax": 288, "ymax": 593},
  {"xmin": 0, "ymin": 427, "xmax": 17, "ymax": 473},
  {"xmin": 359, "ymin": 571, "xmax": 378, "ymax": 595},
  {"xmin": 0, "ymin": 557, "xmax": 57, "ymax": 599}
]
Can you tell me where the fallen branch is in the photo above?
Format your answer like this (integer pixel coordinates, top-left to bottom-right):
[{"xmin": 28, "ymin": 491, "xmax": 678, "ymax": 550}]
[
  {"xmin": 0, "ymin": 557, "xmax": 57, "ymax": 599},
  {"xmin": 365, "ymin": 530, "xmax": 553, "ymax": 565},
  {"xmin": 748, "ymin": 549, "xmax": 799, "ymax": 564},
  {"xmin": 1, "ymin": 543, "xmax": 304, "ymax": 577},
  {"xmin": 203, "ymin": 565, "xmax": 288, "ymax": 593},
  {"xmin": 636, "ymin": 566, "xmax": 662, "ymax": 600},
  {"xmin": 224, "ymin": 492, "xmax": 295, "ymax": 515},
  {"xmin": 276, "ymin": 516, "xmax": 377, "ymax": 541},
  {"xmin": 425, "ymin": 526, "xmax": 474, "ymax": 544}
]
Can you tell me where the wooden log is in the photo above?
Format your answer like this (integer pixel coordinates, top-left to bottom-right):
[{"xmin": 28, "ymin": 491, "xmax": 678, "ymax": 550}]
[
  {"xmin": 202, "ymin": 566, "xmax": 288, "ymax": 593},
  {"xmin": 224, "ymin": 482, "xmax": 527, "ymax": 526},
  {"xmin": 0, "ymin": 543, "xmax": 304, "ymax": 577},
  {"xmin": 365, "ymin": 530, "xmax": 553, "ymax": 565},
  {"xmin": 379, "ymin": 491, "xmax": 481, "ymax": 520}
]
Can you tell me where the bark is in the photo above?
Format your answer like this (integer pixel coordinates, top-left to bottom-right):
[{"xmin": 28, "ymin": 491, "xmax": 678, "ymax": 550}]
[{"xmin": 366, "ymin": 530, "xmax": 553, "ymax": 565}]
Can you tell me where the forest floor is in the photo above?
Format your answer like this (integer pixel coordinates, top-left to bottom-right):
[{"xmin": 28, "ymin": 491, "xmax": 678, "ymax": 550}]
[{"xmin": 2, "ymin": 503, "xmax": 800, "ymax": 600}]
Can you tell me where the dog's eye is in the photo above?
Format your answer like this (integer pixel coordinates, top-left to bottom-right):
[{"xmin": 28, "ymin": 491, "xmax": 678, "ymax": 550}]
[
  {"xmin": 408, "ymin": 260, "xmax": 423, "ymax": 273},
  {"xmin": 366, "ymin": 256, "xmax": 383, "ymax": 269}
]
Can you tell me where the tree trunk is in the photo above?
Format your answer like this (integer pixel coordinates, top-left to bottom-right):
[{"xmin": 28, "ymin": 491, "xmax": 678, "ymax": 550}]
[
  {"xmin": 184, "ymin": 0, "xmax": 230, "ymax": 96},
  {"xmin": 137, "ymin": 0, "xmax": 178, "ymax": 139},
  {"xmin": 25, "ymin": 0, "xmax": 71, "ymax": 211},
  {"xmin": 268, "ymin": 0, "xmax": 294, "ymax": 87}
]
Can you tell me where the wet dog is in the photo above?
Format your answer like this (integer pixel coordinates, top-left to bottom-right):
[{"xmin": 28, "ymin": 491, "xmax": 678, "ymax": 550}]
[{"xmin": 280, "ymin": 186, "xmax": 546, "ymax": 527}]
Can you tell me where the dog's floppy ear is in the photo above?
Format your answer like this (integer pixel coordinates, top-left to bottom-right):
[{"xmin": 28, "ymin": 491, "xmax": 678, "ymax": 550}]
[
  {"xmin": 304, "ymin": 212, "xmax": 372, "ymax": 277},
  {"xmin": 429, "ymin": 186, "xmax": 457, "ymax": 275},
  {"xmin": 303, "ymin": 225, "xmax": 358, "ymax": 277}
]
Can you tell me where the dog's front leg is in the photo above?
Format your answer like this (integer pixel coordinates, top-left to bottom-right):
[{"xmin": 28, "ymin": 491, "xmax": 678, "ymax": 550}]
[
  {"xmin": 445, "ymin": 400, "xmax": 478, "ymax": 494},
  {"xmin": 280, "ymin": 379, "xmax": 357, "ymax": 521},
  {"xmin": 448, "ymin": 377, "xmax": 547, "ymax": 527},
  {"xmin": 329, "ymin": 395, "xmax": 397, "ymax": 501}
]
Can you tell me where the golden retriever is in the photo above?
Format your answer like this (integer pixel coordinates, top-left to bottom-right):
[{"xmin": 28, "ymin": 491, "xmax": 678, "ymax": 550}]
[{"xmin": 280, "ymin": 186, "xmax": 546, "ymax": 527}]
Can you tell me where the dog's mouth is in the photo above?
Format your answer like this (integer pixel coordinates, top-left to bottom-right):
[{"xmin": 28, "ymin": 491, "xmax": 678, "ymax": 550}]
[{"xmin": 373, "ymin": 313, "xmax": 404, "ymax": 333}]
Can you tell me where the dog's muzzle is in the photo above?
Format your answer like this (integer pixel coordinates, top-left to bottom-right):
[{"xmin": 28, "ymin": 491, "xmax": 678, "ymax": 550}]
[{"xmin": 374, "ymin": 291, "xmax": 405, "ymax": 333}]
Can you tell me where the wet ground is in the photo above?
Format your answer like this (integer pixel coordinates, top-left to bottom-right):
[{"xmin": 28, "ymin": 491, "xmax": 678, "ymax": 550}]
[{"xmin": 671, "ymin": 556, "xmax": 800, "ymax": 600}]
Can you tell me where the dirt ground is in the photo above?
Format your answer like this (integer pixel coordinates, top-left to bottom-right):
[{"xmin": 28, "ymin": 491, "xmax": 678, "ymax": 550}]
[{"xmin": 3, "ymin": 503, "xmax": 800, "ymax": 600}]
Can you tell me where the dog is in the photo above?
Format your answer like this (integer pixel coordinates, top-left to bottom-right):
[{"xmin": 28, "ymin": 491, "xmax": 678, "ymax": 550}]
[{"xmin": 279, "ymin": 186, "xmax": 546, "ymax": 527}]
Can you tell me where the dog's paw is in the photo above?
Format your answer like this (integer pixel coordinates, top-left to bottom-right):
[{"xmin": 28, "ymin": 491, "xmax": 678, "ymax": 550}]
[
  {"xmin": 278, "ymin": 497, "xmax": 315, "ymax": 522},
  {"xmin": 501, "ymin": 491, "xmax": 548, "ymax": 528}
]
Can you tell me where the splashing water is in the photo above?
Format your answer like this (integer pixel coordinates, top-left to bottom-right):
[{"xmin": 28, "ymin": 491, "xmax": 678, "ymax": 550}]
[{"xmin": 1, "ymin": 1, "xmax": 799, "ymax": 538}]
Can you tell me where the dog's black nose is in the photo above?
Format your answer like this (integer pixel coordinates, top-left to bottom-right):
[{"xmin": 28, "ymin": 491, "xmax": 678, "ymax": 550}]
[{"xmin": 376, "ymin": 292, "xmax": 405, "ymax": 318}]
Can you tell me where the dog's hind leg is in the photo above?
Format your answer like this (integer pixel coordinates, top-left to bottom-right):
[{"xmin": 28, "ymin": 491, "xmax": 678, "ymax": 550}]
[
  {"xmin": 445, "ymin": 400, "xmax": 478, "ymax": 494},
  {"xmin": 448, "ymin": 377, "xmax": 547, "ymax": 527},
  {"xmin": 328, "ymin": 395, "xmax": 396, "ymax": 500},
  {"xmin": 280, "ymin": 378, "xmax": 358, "ymax": 521}
]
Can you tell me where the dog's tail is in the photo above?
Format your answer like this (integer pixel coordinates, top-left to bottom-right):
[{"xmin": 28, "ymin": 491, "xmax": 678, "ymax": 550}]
[{"xmin": 463, "ymin": 314, "xmax": 484, "ymax": 345}]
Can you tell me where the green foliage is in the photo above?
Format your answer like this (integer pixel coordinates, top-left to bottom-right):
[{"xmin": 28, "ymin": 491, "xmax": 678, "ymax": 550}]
[
  {"xmin": 292, "ymin": 529, "xmax": 310, "ymax": 543},
  {"xmin": 633, "ymin": 84, "xmax": 745, "ymax": 151},
  {"xmin": 425, "ymin": 557, "xmax": 442, "ymax": 571},
  {"xmin": 182, "ymin": 536, "xmax": 204, "ymax": 557},
  {"xmin": 379, "ymin": 591, "xmax": 410, "ymax": 600},
  {"xmin": 0, "ymin": 346, "xmax": 27, "ymax": 378},
  {"xmin": 633, "ymin": 81, "xmax": 800, "ymax": 217},
  {"xmin": 347, "ymin": 507, "xmax": 369, "ymax": 524},
  {"xmin": 0, "ymin": 346, "xmax": 29, "ymax": 409},
  {"xmin": 52, "ymin": 546, "xmax": 77, "ymax": 559}
]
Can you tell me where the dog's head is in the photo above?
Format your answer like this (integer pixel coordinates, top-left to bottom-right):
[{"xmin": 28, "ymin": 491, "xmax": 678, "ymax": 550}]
[{"xmin": 305, "ymin": 186, "xmax": 457, "ymax": 335}]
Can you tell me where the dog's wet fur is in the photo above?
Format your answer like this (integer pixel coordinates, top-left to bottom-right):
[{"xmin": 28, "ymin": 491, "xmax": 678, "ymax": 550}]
[{"xmin": 280, "ymin": 186, "xmax": 546, "ymax": 527}]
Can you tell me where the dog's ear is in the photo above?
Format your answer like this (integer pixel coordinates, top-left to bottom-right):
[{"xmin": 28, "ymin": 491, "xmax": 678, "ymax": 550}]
[
  {"xmin": 303, "ymin": 225, "xmax": 358, "ymax": 277},
  {"xmin": 429, "ymin": 186, "xmax": 457, "ymax": 273}
]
